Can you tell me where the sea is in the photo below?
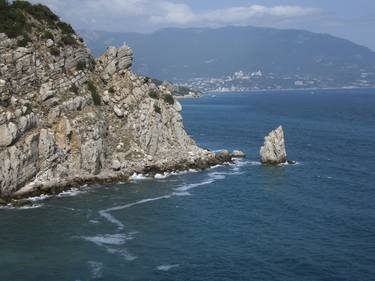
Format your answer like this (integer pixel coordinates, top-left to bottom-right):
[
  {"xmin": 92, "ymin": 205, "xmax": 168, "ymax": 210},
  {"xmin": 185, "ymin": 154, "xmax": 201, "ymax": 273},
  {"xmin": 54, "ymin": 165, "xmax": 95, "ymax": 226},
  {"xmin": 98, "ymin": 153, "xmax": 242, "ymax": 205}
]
[{"xmin": 0, "ymin": 89, "xmax": 374, "ymax": 281}]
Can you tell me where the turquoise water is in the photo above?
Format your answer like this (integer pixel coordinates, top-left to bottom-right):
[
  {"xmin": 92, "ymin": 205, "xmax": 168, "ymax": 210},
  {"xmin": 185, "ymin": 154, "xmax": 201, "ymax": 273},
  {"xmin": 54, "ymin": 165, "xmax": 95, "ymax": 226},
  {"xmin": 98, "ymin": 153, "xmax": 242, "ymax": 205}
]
[{"xmin": 1, "ymin": 89, "xmax": 375, "ymax": 281}]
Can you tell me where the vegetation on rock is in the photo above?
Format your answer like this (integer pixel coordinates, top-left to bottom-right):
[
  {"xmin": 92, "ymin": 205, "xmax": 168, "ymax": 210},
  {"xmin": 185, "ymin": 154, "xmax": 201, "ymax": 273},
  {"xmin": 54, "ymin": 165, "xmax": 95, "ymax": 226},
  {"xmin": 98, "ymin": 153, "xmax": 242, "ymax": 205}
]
[
  {"xmin": 49, "ymin": 46, "xmax": 60, "ymax": 56},
  {"xmin": 87, "ymin": 80, "xmax": 101, "ymax": 106},
  {"xmin": 76, "ymin": 60, "xmax": 87, "ymax": 71},
  {"xmin": 0, "ymin": 0, "xmax": 75, "ymax": 39},
  {"xmin": 154, "ymin": 104, "xmax": 161, "ymax": 114},
  {"xmin": 163, "ymin": 94, "xmax": 174, "ymax": 105},
  {"xmin": 148, "ymin": 90, "xmax": 159, "ymax": 99}
]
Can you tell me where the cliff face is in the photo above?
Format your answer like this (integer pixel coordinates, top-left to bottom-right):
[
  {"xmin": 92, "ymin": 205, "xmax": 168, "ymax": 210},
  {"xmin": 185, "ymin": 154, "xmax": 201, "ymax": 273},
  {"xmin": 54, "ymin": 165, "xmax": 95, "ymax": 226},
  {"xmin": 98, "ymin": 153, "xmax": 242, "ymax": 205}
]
[{"xmin": 0, "ymin": 3, "xmax": 222, "ymax": 201}]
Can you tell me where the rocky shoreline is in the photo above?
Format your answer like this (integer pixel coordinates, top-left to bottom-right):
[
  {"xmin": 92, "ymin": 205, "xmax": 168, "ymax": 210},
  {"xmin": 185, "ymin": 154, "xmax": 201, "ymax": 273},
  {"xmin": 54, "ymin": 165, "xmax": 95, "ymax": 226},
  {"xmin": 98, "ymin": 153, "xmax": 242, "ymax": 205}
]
[
  {"xmin": 0, "ymin": 149, "xmax": 243, "ymax": 207},
  {"xmin": 0, "ymin": 3, "xmax": 248, "ymax": 207}
]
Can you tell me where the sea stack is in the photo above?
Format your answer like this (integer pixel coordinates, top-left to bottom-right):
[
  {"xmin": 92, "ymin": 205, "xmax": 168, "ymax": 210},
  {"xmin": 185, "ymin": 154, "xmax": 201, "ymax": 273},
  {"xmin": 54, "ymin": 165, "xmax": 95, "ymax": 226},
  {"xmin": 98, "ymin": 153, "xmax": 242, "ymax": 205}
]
[{"xmin": 260, "ymin": 126, "xmax": 288, "ymax": 164}]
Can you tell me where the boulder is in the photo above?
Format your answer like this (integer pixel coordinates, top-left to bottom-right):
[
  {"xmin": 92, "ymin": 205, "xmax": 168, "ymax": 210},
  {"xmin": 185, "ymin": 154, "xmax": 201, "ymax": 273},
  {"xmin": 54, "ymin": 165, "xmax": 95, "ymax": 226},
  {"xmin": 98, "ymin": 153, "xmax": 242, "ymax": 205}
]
[
  {"xmin": 112, "ymin": 160, "xmax": 122, "ymax": 171},
  {"xmin": 231, "ymin": 150, "xmax": 246, "ymax": 158},
  {"xmin": 260, "ymin": 126, "xmax": 287, "ymax": 164},
  {"xmin": 215, "ymin": 150, "xmax": 231, "ymax": 162}
]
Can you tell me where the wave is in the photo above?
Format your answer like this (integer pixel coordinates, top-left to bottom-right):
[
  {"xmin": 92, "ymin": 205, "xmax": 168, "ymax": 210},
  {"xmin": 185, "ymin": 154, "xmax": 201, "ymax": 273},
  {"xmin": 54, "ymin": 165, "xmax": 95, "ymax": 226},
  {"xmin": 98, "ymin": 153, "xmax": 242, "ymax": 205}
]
[
  {"xmin": 81, "ymin": 233, "xmax": 133, "ymax": 246},
  {"xmin": 28, "ymin": 194, "xmax": 50, "ymax": 202},
  {"xmin": 99, "ymin": 195, "xmax": 172, "ymax": 230},
  {"xmin": 0, "ymin": 204, "xmax": 43, "ymax": 210},
  {"xmin": 57, "ymin": 188, "xmax": 83, "ymax": 197},
  {"xmin": 129, "ymin": 173, "xmax": 150, "ymax": 181},
  {"xmin": 156, "ymin": 264, "xmax": 180, "ymax": 271},
  {"xmin": 106, "ymin": 248, "xmax": 137, "ymax": 261},
  {"xmin": 174, "ymin": 179, "xmax": 215, "ymax": 192}
]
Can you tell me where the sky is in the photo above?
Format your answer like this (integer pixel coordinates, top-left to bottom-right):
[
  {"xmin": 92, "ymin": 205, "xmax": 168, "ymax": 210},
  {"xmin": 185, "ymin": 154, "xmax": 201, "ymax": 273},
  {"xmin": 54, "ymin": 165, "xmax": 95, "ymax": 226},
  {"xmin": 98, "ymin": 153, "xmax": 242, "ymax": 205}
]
[{"xmin": 29, "ymin": 0, "xmax": 375, "ymax": 50}]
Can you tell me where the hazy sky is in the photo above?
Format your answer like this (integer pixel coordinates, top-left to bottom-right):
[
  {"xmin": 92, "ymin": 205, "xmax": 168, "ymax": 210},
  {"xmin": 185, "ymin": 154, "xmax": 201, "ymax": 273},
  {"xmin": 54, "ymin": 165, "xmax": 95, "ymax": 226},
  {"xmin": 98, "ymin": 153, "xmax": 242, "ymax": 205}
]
[{"xmin": 29, "ymin": 0, "xmax": 375, "ymax": 50}]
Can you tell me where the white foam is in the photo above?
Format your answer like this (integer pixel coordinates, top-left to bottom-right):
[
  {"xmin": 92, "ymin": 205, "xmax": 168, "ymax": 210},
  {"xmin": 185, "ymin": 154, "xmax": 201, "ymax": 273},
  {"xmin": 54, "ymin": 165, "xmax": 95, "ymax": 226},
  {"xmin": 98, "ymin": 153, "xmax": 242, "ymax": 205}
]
[
  {"xmin": 172, "ymin": 191, "xmax": 191, "ymax": 197},
  {"xmin": 107, "ymin": 248, "xmax": 137, "ymax": 261},
  {"xmin": 1, "ymin": 204, "xmax": 43, "ymax": 210},
  {"xmin": 81, "ymin": 233, "xmax": 132, "ymax": 246},
  {"xmin": 154, "ymin": 173, "xmax": 169, "ymax": 179},
  {"xmin": 174, "ymin": 179, "xmax": 215, "ymax": 192},
  {"xmin": 88, "ymin": 261, "xmax": 104, "ymax": 279},
  {"xmin": 28, "ymin": 194, "xmax": 50, "ymax": 202},
  {"xmin": 157, "ymin": 264, "xmax": 180, "ymax": 271},
  {"xmin": 99, "ymin": 195, "xmax": 172, "ymax": 230},
  {"xmin": 129, "ymin": 173, "xmax": 150, "ymax": 180},
  {"xmin": 57, "ymin": 188, "xmax": 82, "ymax": 197}
]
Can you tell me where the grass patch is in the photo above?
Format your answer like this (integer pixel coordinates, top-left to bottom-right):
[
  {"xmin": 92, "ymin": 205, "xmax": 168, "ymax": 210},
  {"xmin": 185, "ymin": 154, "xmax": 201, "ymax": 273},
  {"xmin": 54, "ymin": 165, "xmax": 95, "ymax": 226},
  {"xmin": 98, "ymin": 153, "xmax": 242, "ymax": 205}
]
[{"xmin": 87, "ymin": 81, "xmax": 101, "ymax": 106}]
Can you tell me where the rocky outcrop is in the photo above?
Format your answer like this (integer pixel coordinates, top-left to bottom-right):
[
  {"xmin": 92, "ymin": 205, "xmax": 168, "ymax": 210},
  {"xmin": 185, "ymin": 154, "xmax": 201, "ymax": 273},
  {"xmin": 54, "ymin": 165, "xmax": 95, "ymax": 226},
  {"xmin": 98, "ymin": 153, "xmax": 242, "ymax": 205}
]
[
  {"xmin": 0, "ymin": 3, "xmax": 236, "ymax": 204},
  {"xmin": 260, "ymin": 126, "xmax": 287, "ymax": 164}
]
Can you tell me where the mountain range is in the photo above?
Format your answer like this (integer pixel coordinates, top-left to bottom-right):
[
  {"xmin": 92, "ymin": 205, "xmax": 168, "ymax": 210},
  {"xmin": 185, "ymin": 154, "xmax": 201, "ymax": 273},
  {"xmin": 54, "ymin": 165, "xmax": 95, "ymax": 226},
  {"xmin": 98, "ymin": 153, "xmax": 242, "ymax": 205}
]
[{"xmin": 80, "ymin": 26, "xmax": 375, "ymax": 91}]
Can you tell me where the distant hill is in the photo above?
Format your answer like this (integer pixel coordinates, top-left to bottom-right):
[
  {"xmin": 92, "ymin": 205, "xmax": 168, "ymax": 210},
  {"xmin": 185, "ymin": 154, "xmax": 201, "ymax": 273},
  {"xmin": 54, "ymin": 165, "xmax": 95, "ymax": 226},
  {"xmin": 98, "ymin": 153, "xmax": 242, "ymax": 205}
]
[{"xmin": 80, "ymin": 26, "xmax": 375, "ymax": 91}]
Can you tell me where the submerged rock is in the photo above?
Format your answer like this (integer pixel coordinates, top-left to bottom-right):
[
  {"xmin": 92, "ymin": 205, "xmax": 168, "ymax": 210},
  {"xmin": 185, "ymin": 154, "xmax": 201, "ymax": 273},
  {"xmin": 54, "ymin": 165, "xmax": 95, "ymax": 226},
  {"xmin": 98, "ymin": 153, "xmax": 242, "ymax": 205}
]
[{"xmin": 260, "ymin": 126, "xmax": 288, "ymax": 164}]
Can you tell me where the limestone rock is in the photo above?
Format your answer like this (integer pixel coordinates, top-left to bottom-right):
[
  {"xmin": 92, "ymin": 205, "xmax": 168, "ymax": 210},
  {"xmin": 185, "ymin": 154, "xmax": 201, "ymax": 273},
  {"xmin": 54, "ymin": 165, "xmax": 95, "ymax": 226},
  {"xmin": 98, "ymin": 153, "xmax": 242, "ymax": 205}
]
[
  {"xmin": 46, "ymin": 39, "xmax": 54, "ymax": 48},
  {"xmin": 231, "ymin": 150, "xmax": 246, "ymax": 158},
  {"xmin": 112, "ymin": 160, "xmax": 122, "ymax": 171},
  {"xmin": 260, "ymin": 126, "xmax": 287, "ymax": 164},
  {"xmin": 0, "ymin": 6, "xmax": 236, "ymax": 202}
]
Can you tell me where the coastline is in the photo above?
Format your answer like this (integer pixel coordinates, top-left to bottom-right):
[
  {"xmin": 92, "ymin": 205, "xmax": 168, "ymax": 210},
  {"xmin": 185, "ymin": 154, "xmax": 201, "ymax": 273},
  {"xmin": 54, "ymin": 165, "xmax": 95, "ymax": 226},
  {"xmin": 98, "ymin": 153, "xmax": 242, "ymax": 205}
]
[
  {"xmin": 201, "ymin": 86, "xmax": 375, "ymax": 95},
  {"xmin": 0, "ymin": 150, "xmax": 237, "ymax": 207}
]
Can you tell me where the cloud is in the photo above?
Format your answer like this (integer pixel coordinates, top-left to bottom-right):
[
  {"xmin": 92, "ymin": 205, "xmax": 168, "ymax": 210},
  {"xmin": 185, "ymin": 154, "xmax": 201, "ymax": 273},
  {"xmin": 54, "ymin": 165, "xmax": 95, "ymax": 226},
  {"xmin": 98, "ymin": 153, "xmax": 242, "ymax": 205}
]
[
  {"xmin": 153, "ymin": 4, "xmax": 320, "ymax": 26},
  {"xmin": 28, "ymin": 0, "xmax": 320, "ymax": 31}
]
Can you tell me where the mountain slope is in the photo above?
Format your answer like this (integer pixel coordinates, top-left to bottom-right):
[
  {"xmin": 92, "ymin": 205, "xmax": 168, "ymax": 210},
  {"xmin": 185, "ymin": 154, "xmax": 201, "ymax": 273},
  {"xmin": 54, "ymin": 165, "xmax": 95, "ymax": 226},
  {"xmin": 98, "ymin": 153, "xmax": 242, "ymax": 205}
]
[{"xmin": 80, "ymin": 26, "xmax": 375, "ymax": 90}]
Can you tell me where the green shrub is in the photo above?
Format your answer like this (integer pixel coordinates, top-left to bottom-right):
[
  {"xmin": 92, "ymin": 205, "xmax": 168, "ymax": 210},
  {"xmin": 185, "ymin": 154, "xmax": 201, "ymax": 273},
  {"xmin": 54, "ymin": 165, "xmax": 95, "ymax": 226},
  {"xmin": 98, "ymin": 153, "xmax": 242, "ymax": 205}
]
[
  {"xmin": 49, "ymin": 47, "xmax": 60, "ymax": 56},
  {"xmin": 12, "ymin": 0, "xmax": 31, "ymax": 10},
  {"xmin": 154, "ymin": 104, "xmax": 161, "ymax": 114},
  {"xmin": 41, "ymin": 30, "xmax": 54, "ymax": 40},
  {"xmin": 61, "ymin": 34, "xmax": 76, "ymax": 46},
  {"xmin": 76, "ymin": 60, "xmax": 86, "ymax": 71},
  {"xmin": 163, "ymin": 94, "xmax": 174, "ymax": 105},
  {"xmin": 0, "ymin": 3, "xmax": 26, "ymax": 38},
  {"xmin": 26, "ymin": 4, "xmax": 59, "ymax": 24},
  {"xmin": 148, "ymin": 90, "xmax": 159, "ymax": 99},
  {"xmin": 17, "ymin": 33, "xmax": 31, "ymax": 47},
  {"xmin": 87, "ymin": 81, "xmax": 101, "ymax": 106},
  {"xmin": 57, "ymin": 21, "xmax": 75, "ymax": 34}
]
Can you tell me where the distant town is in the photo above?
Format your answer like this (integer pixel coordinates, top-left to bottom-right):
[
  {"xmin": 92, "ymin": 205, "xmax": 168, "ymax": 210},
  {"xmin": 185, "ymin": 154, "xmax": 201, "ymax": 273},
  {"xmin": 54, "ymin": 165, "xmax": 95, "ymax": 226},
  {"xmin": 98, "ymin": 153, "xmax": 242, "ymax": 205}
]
[{"xmin": 176, "ymin": 70, "xmax": 375, "ymax": 93}]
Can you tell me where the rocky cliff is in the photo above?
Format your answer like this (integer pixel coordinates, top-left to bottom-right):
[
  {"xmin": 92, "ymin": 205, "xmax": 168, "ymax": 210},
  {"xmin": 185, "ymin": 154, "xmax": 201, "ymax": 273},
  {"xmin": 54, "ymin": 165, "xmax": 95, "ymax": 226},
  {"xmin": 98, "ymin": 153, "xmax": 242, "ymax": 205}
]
[{"xmin": 0, "ymin": 2, "xmax": 229, "ymax": 203}]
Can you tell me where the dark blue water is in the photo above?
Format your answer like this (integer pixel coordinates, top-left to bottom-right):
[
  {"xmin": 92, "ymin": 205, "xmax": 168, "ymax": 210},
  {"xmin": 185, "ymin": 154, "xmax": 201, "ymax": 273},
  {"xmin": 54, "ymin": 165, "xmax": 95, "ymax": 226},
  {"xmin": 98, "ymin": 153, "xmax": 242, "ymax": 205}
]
[{"xmin": 1, "ymin": 89, "xmax": 375, "ymax": 281}]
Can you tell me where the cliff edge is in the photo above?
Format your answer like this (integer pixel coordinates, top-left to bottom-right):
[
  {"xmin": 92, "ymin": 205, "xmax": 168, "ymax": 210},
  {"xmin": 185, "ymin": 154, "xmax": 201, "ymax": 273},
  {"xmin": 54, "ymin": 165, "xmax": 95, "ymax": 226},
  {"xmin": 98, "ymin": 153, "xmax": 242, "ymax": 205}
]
[{"xmin": 0, "ymin": 2, "xmax": 229, "ymax": 203}]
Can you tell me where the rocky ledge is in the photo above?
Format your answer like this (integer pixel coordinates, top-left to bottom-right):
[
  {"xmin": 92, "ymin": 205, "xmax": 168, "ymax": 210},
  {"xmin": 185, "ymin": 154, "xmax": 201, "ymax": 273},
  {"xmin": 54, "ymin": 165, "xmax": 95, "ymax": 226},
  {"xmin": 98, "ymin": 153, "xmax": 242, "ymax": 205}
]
[{"xmin": 0, "ymin": 2, "xmax": 243, "ymax": 206}]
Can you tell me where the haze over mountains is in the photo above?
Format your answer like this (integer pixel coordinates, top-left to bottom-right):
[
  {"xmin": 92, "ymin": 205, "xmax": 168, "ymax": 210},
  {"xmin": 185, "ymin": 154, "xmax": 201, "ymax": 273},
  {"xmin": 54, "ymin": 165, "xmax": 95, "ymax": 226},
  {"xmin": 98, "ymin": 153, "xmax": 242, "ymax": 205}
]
[{"xmin": 80, "ymin": 26, "xmax": 375, "ymax": 92}]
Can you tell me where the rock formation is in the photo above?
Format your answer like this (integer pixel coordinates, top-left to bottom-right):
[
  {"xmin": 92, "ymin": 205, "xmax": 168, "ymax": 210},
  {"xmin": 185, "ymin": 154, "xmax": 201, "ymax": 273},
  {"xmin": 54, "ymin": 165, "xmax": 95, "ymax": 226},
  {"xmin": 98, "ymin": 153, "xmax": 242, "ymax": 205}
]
[
  {"xmin": 0, "ymin": 3, "xmax": 233, "ymax": 204},
  {"xmin": 260, "ymin": 126, "xmax": 287, "ymax": 164}
]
